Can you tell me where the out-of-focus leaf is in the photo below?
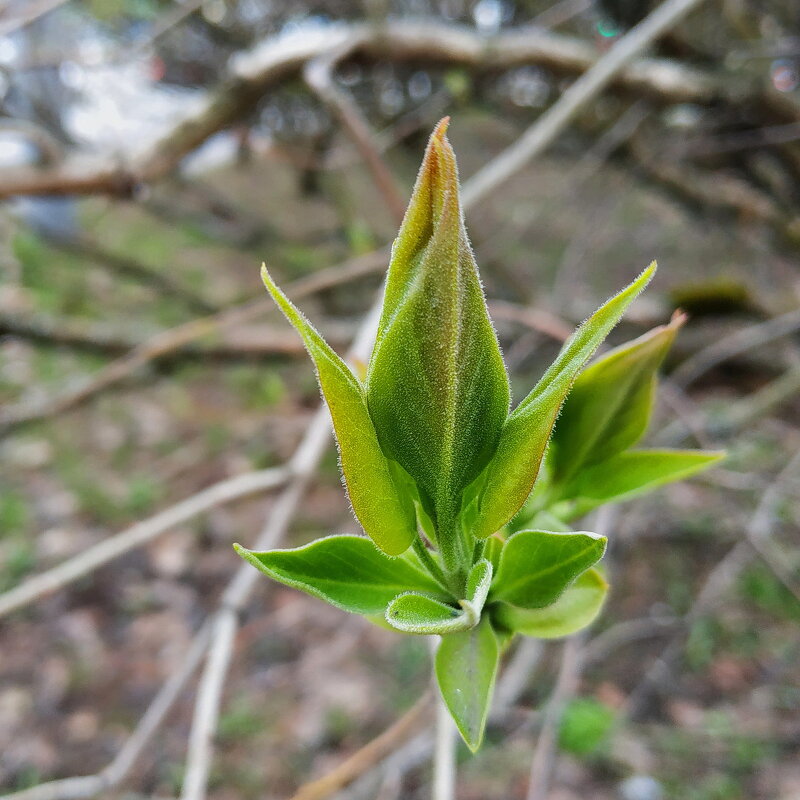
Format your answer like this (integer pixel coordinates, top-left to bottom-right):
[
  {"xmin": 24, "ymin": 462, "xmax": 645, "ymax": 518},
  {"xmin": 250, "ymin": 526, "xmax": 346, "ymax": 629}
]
[
  {"xmin": 435, "ymin": 616, "xmax": 499, "ymax": 752},
  {"xmin": 551, "ymin": 313, "xmax": 684, "ymax": 482},
  {"xmin": 471, "ymin": 263, "xmax": 656, "ymax": 539},
  {"xmin": 234, "ymin": 536, "xmax": 444, "ymax": 616},
  {"xmin": 491, "ymin": 568, "xmax": 608, "ymax": 638},
  {"xmin": 563, "ymin": 449, "xmax": 724, "ymax": 516},
  {"xmin": 490, "ymin": 530, "xmax": 606, "ymax": 609},
  {"xmin": 261, "ymin": 266, "xmax": 416, "ymax": 556},
  {"xmin": 366, "ymin": 120, "xmax": 509, "ymax": 567}
]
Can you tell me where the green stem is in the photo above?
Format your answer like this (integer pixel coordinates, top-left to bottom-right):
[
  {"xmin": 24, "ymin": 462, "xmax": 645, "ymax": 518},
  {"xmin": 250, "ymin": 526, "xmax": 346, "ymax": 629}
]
[
  {"xmin": 436, "ymin": 518, "xmax": 468, "ymax": 593},
  {"xmin": 472, "ymin": 538, "xmax": 486, "ymax": 564},
  {"xmin": 412, "ymin": 538, "xmax": 455, "ymax": 596}
]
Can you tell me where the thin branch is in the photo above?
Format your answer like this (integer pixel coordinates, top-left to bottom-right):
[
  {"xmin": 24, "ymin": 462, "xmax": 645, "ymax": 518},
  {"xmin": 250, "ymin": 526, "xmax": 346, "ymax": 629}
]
[
  {"xmin": 0, "ymin": 19, "xmax": 729, "ymax": 199},
  {"xmin": 0, "ymin": 309, "xmax": 348, "ymax": 359},
  {"xmin": 179, "ymin": 304, "xmax": 384, "ymax": 800},
  {"xmin": 288, "ymin": 690, "xmax": 433, "ymax": 800},
  {"xmin": 0, "ymin": 0, "xmax": 69, "ymax": 36},
  {"xmin": 0, "ymin": 467, "xmax": 288, "ymax": 619},
  {"xmin": 53, "ymin": 235, "xmax": 218, "ymax": 315},
  {"xmin": 431, "ymin": 692, "xmax": 457, "ymax": 800},
  {"xmin": 487, "ymin": 300, "xmax": 574, "ymax": 342},
  {"xmin": 304, "ymin": 44, "xmax": 407, "ymax": 224},
  {"xmin": 0, "ymin": 622, "xmax": 213, "ymax": 800},
  {"xmin": 525, "ymin": 635, "xmax": 585, "ymax": 800},
  {"xmin": 671, "ymin": 306, "xmax": 800, "ymax": 388},
  {"xmin": 461, "ymin": 0, "xmax": 711, "ymax": 208},
  {"xmin": 0, "ymin": 249, "xmax": 387, "ymax": 435},
  {"xmin": 624, "ymin": 448, "xmax": 800, "ymax": 719}
]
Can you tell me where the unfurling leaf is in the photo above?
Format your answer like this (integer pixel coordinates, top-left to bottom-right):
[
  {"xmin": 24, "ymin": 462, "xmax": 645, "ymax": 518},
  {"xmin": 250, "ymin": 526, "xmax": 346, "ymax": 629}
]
[
  {"xmin": 461, "ymin": 558, "xmax": 492, "ymax": 619},
  {"xmin": 366, "ymin": 119, "xmax": 509, "ymax": 568},
  {"xmin": 385, "ymin": 558, "xmax": 493, "ymax": 634},
  {"xmin": 233, "ymin": 536, "xmax": 445, "ymax": 616},
  {"xmin": 470, "ymin": 263, "xmax": 656, "ymax": 540},
  {"xmin": 562, "ymin": 449, "xmax": 725, "ymax": 517},
  {"xmin": 491, "ymin": 568, "xmax": 608, "ymax": 638},
  {"xmin": 261, "ymin": 267, "xmax": 416, "ymax": 556},
  {"xmin": 550, "ymin": 312, "xmax": 685, "ymax": 483},
  {"xmin": 385, "ymin": 592, "xmax": 473, "ymax": 634},
  {"xmin": 490, "ymin": 530, "xmax": 606, "ymax": 609},
  {"xmin": 435, "ymin": 616, "xmax": 499, "ymax": 752}
]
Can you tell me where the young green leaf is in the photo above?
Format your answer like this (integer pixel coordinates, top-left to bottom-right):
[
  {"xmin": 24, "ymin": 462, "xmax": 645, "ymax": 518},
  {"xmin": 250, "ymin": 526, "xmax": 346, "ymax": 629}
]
[
  {"xmin": 490, "ymin": 530, "xmax": 606, "ymax": 609},
  {"xmin": 385, "ymin": 592, "xmax": 473, "ymax": 634},
  {"xmin": 234, "ymin": 536, "xmax": 445, "ymax": 616},
  {"xmin": 435, "ymin": 616, "xmax": 499, "ymax": 752},
  {"xmin": 561, "ymin": 448, "xmax": 724, "ymax": 517},
  {"xmin": 459, "ymin": 558, "xmax": 492, "ymax": 621},
  {"xmin": 366, "ymin": 120, "xmax": 509, "ymax": 566},
  {"xmin": 261, "ymin": 266, "xmax": 416, "ymax": 556},
  {"xmin": 491, "ymin": 568, "xmax": 608, "ymax": 638},
  {"xmin": 471, "ymin": 263, "xmax": 656, "ymax": 539},
  {"xmin": 550, "ymin": 312, "xmax": 684, "ymax": 483}
]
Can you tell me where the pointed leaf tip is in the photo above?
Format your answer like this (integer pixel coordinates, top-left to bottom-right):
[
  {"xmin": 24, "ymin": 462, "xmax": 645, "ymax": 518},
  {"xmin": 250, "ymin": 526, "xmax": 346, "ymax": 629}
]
[
  {"xmin": 431, "ymin": 116, "xmax": 450, "ymax": 140},
  {"xmin": 259, "ymin": 263, "xmax": 416, "ymax": 556}
]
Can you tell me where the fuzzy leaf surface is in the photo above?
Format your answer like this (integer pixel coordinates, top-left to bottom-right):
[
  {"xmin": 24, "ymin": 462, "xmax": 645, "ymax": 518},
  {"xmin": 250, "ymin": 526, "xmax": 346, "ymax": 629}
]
[
  {"xmin": 261, "ymin": 266, "xmax": 415, "ymax": 555},
  {"xmin": 366, "ymin": 121, "xmax": 509, "ymax": 550},
  {"xmin": 234, "ymin": 536, "xmax": 444, "ymax": 616},
  {"xmin": 471, "ymin": 263, "xmax": 656, "ymax": 539},
  {"xmin": 385, "ymin": 592, "xmax": 472, "ymax": 634},
  {"xmin": 562, "ymin": 449, "xmax": 724, "ymax": 516},
  {"xmin": 491, "ymin": 568, "xmax": 608, "ymax": 638},
  {"xmin": 435, "ymin": 616, "xmax": 499, "ymax": 752},
  {"xmin": 551, "ymin": 314, "xmax": 683, "ymax": 483},
  {"xmin": 462, "ymin": 558, "xmax": 492, "ymax": 618},
  {"xmin": 490, "ymin": 530, "xmax": 606, "ymax": 609}
]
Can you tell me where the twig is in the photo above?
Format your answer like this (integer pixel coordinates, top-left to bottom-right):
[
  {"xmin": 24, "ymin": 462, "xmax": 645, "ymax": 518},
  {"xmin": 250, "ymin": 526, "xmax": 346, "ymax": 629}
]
[
  {"xmin": 624, "ymin": 448, "xmax": 800, "ymax": 719},
  {"xmin": 461, "ymin": 0, "xmax": 712, "ymax": 208},
  {"xmin": 288, "ymin": 690, "xmax": 433, "ymax": 800},
  {"xmin": 304, "ymin": 45, "xmax": 407, "ymax": 224},
  {"xmin": 488, "ymin": 300, "xmax": 574, "ymax": 342},
  {"xmin": 0, "ymin": 0, "xmax": 69, "ymax": 36},
  {"xmin": 0, "ymin": 19, "xmax": 730, "ymax": 199},
  {"xmin": 0, "ymin": 467, "xmax": 288, "ymax": 619},
  {"xmin": 0, "ymin": 309, "xmax": 348, "ymax": 359},
  {"xmin": 179, "ymin": 305, "xmax": 383, "ymax": 800},
  {"xmin": 53, "ymin": 235, "xmax": 217, "ymax": 315},
  {"xmin": 432, "ymin": 692, "xmax": 457, "ymax": 800},
  {"xmin": 0, "ymin": 622, "xmax": 213, "ymax": 800},
  {"xmin": 671, "ymin": 306, "xmax": 800, "ymax": 388},
  {"xmin": 0, "ymin": 249, "xmax": 387, "ymax": 435},
  {"xmin": 525, "ymin": 635, "xmax": 585, "ymax": 800}
]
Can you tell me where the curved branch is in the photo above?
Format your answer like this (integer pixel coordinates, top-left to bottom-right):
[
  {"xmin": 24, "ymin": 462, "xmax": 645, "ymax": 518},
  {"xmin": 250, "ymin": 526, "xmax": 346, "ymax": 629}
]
[{"xmin": 0, "ymin": 19, "xmax": 734, "ymax": 199}]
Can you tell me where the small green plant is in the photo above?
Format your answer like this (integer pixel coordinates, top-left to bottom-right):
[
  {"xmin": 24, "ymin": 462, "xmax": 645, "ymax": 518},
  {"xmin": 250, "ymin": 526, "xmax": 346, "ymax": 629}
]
[{"xmin": 235, "ymin": 120, "xmax": 722, "ymax": 752}]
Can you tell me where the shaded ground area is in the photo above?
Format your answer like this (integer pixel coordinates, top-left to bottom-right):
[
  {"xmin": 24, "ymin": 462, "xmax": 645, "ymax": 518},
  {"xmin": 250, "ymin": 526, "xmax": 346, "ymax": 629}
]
[{"xmin": 1, "ymin": 112, "xmax": 799, "ymax": 799}]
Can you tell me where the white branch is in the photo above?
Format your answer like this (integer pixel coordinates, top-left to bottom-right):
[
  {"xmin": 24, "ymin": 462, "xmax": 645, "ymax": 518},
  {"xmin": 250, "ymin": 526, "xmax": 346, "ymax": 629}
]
[
  {"xmin": 462, "ymin": 0, "xmax": 711, "ymax": 207},
  {"xmin": 0, "ymin": 467, "xmax": 288, "ymax": 619}
]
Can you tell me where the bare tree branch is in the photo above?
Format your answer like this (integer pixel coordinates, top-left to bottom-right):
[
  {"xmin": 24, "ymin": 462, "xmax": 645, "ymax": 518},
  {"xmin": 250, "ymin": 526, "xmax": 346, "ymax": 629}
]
[
  {"xmin": 0, "ymin": 249, "xmax": 386, "ymax": 435},
  {"xmin": 462, "ymin": 0, "xmax": 712, "ymax": 207},
  {"xmin": 304, "ymin": 44, "xmax": 408, "ymax": 224},
  {"xmin": 671, "ymin": 306, "xmax": 800, "ymax": 388},
  {"xmin": 0, "ymin": 19, "xmax": 733, "ymax": 199},
  {"xmin": 624, "ymin": 448, "xmax": 800, "ymax": 719},
  {"xmin": 0, "ymin": 467, "xmax": 289, "ymax": 619},
  {"xmin": 288, "ymin": 690, "xmax": 433, "ymax": 800},
  {"xmin": 0, "ymin": 622, "xmax": 213, "ymax": 800}
]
